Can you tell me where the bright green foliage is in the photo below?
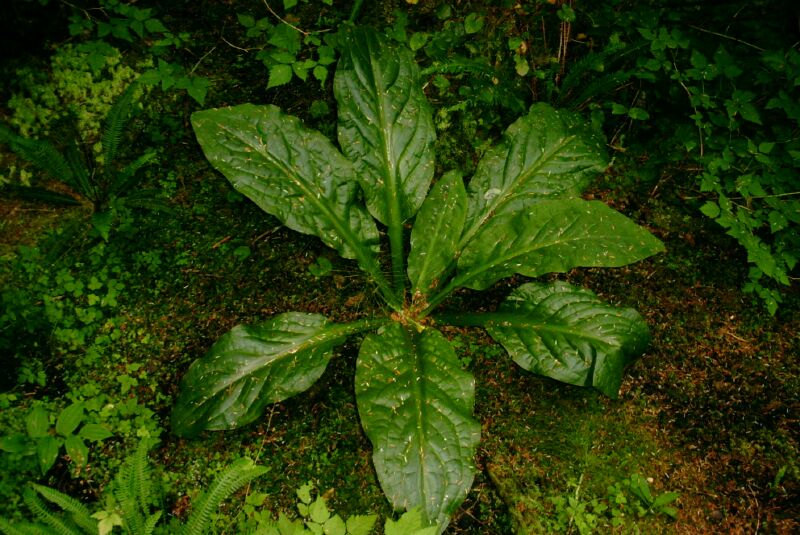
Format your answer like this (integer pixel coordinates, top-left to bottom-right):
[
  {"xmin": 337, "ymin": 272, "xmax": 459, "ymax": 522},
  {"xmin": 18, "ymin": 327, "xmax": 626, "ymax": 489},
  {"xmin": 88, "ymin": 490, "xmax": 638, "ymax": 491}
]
[
  {"xmin": 5, "ymin": 41, "xmax": 141, "ymax": 143},
  {"xmin": 237, "ymin": 10, "xmax": 338, "ymax": 89},
  {"xmin": 625, "ymin": 474, "xmax": 680, "ymax": 520},
  {"xmin": 0, "ymin": 442, "xmax": 268, "ymax": 535},
  {"xmin": 637, "ymin": 26, "xmax": 799, "ymax": 313},
  {"xmin": 0, "ymin": 402, "xmax": 112, "ymax": 475},
  {"xmin": 65, "ymin": 0, "xmax": 210, "ymax": 105},
  {"xmin": 175, "ymin": 26, "xmax": 663, "ymax": 532},
  {"xmin": 258, "ymin": 483, "xmax": 378, "ymax": 535},
  {"xmin": 561, "ymin": 2, "xmax": 800, "ymax": 313}
]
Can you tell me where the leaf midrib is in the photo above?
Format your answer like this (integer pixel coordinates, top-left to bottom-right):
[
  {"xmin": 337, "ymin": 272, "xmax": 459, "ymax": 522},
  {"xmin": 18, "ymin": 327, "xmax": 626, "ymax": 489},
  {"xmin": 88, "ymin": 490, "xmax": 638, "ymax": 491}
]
[
  {"xmin": 204, "ymin": 318, "xmax": 388, "ymax": 396},
  {"xmin": 460, "ymin": 133, "xmax": 576, "ymax": 248},
  {"xmin": 455, "ymin": 211, "xmax": 605, "ymax": 288}
]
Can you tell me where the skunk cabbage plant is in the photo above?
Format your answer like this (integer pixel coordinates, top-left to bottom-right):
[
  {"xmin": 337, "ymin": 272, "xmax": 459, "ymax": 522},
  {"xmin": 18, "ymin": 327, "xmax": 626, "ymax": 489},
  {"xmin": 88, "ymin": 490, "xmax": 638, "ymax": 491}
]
[{"xmin": 172, "ymin": 26, "xmax": 664, "ymax": 532}]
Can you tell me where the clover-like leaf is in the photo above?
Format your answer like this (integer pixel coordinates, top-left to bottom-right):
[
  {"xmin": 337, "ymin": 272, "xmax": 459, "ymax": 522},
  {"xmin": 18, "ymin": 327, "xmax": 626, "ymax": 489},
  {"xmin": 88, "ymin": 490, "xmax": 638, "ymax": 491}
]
[
  {"xmin": 486, "ymin": 281, "xmax": 651, "ymax": 397},
  {"xmin": 356, "ymin": 324, "xmax": 480, "ymax": 531}
]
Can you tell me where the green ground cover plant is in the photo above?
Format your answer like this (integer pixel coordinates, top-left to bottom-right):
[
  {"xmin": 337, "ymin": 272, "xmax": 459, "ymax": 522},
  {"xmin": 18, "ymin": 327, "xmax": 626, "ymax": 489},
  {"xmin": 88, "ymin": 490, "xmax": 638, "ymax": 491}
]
[
  {"xmin": 172, "ymin": 25, "xmax": 664, "ymax": 531},
  {"xmin": 561, "ymin": 0, "xmax": 800, "ymax": 313},
  {"xmin": 66, "ymin": 0, "xmax": 210, "ymax": 105},
  {"xmin": 0, "ymin": 441, "xmax": 268, "ymax": 535}
]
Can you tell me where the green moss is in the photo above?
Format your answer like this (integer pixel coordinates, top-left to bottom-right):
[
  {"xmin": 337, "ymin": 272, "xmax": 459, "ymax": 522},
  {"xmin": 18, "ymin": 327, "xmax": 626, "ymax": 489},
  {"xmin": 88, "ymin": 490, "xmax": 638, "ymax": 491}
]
[{"xmin": 7, "ymin": 41, "xmax": 143, "ymax": 143}]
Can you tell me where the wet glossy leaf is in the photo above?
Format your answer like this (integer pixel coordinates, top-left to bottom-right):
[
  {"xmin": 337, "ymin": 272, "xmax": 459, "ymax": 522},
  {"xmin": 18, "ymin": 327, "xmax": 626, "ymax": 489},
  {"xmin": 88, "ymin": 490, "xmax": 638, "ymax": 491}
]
[
  {"xmin": 462, "ymin": 103, "xmax": 607, "ymax": 244},
  {"xmin": 486, "ymin": 282, "xmax": 651, "ymax": 397},
  {"xmin": 407, "ymin": 170, "xmax": 466, "ymax": 298},
  {"xmin": 335, "ymin": 26, "xmax": 435, "ymax": 225},
  {"xmin": 172, "ymin": 313, "xmax": 352, "ymax": 437},
  {"xmin": 356, "ymin": 324, "xmax": 480, "ymax": 530},
  {"xmin": 192, "ymin": 104, "xmax": 379, "ymax": 261},
  {"xmin": 457, "ymin": 199, "xmax": 665, "ymax": 291}
]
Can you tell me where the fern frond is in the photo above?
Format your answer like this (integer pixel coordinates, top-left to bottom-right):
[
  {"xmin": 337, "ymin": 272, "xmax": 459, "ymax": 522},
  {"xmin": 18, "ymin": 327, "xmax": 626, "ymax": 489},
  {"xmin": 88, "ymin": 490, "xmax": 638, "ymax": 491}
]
[
  {"xmin": 119, "ymin": 195, "xmax": 172, "ymax": 213},
  {"xmin": 101, "ymin": 80, "xmax": 141, "ymax": 168},
  {"xmin": 179, "ymin": 458, "xmax": 268, "ymax": 535},
  {"xmin": 31, "ymin": 484, "xmax": 97, "ymax": 535},
  {"xmin": 142, "ymin": 511, "xmax": 162, "ymax": 535},
  {"xmin": 112, "ymin": 461, "xmax": 144, "ymax": 535},
  {"xmin": 566, "ymin": 71, "xmax": 633, "ymax": 111},
  {"xmin": 558, "ymin": 42, "xmax": 643, "ymax": 109},
  {"xmin": 112, "ymin": 441, "xmax": 161, "ymax": 535},
  {"xmin": 131, "ymin": 441, "xmax": 155, "ymax": 514},
  {"xmin": 109, "ymin": 150, "xmax": 157, "ymax": 199},
  {"xmin": 22, "ymin": 487, "xmax": 81, "ymax": 535},
  {"xmin": 0, "ymin": 516, "xmax": 54, "ymax": 535},
  {"xmin": 63, "ymin": 140, "xmax": 95, "ymax": 200},
  {"xmin": 7, "ymin": 185, "xmax": 83, "ymax": 206},
  {"xmin": 0, "ymin": 124, "xmax": 75, "ymax": 186}
]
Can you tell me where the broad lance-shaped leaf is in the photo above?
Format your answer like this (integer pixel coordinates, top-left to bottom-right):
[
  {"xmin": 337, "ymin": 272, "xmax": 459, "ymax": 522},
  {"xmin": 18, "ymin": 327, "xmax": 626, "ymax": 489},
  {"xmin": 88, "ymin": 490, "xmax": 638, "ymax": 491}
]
[
  {"xmin": 191, "ymin": 104, "xmax": 379, "ymax": 261},
  {"xmin": 335, "ymin": 26, "xmax": 435, "ymax": 225},
  {"xmin": 485, "ymin": 281, "xmax": 651, "ymax": 397},
  {"xmin": 356, "ymin": 324, "xmax": 480, "ymax": 531},
  {"xmin": 455, "ymin": 199, "xmax": 665, "ymax": 291},
  {"xmin": 462, "ymin": 103, "xmax": 607, "ymax": 245},
  {"xmin": 172, "ymin": 313, "xmax": 384, "ymax": 437},
  {"xmin": 407, "ymin": 170, "xmax": 466, "ymax": 299}
]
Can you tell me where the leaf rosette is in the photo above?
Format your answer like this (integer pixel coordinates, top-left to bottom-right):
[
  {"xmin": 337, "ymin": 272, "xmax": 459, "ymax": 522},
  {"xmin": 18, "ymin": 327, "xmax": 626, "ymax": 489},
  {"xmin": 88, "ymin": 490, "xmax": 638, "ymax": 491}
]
[{"xmin": 173, "ymin": 25, "xmax": 664, "ymax": 532}]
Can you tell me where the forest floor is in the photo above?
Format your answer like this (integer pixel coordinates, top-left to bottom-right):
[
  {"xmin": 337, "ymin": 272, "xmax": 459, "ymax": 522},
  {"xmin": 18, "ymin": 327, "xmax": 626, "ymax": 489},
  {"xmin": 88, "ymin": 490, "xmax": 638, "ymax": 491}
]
[{"xmin": 1, "ymin": 1, "xmax": 798, "ymax": 534}]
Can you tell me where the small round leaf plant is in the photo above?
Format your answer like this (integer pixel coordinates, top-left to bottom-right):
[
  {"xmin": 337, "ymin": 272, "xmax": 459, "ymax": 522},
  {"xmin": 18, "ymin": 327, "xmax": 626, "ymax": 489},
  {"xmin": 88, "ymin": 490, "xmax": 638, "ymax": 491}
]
[{"xmin": 172, "ymin": 25, "xmax": 664, "ymax": 532}]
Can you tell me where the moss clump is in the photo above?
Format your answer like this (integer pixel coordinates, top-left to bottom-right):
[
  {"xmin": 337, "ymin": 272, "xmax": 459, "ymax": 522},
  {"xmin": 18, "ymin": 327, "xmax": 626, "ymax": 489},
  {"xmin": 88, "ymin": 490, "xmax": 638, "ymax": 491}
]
[{"xmin": 7, "ymin": 41, "xmax": 142, "ymax": 143}]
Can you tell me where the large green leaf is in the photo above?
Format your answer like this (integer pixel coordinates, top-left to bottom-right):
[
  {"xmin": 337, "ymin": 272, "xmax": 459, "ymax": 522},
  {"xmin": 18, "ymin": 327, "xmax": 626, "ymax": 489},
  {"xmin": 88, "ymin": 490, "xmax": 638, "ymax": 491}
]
[
  {"xmin": 462, "ymin": 103, "xmax": 607, "ymax": 244},
  {"xmin": 407, "ymin": 171, "xmax": 466, "ymax": 300},
  {"xmin": 455, "ymin": 199, "xmax": 665, "ymax": 291},
  {"xmin": 191, "ymin": 104, "xmax": 379, "ymax": 261},
  {"xmin": 334, "ymin": 26, "xmax": 435, "ymax": 226},
  {"xmin": 356, "ymin": 324, "xmax": 480, "ymax": 531},
  {"xmin": 486, "ymin": 281, "xmax": 650, "ymax": 397},
  {"xmin": 172, "ymin": 313, "xmax": 381, "ymax": 437}
]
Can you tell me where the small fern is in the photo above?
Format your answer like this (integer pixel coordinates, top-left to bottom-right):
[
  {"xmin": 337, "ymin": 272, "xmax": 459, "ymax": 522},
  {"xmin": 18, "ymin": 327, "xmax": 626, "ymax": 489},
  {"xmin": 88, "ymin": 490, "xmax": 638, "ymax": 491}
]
[
  {"xmin": 21, "ymin": 486, "xmax": 82, "ymax": 535},
  {"xmin": 0, "ymin": 517, "xmax": 42, "ymax": 535},
  {"xmin": 110, "ymin": 441, "xmax": 159, "ymax": 535},
  {"xmin": 29, "ymin": 484, "xmax": 96, "ymax": 535},
  {"xmin": 100, "ymin": 81, "xmax": 141, "ymax": 170},
  {"xmin": 0, "ymin": 124, "xmax": 76, "ymax": 189},
  {"xmin": 0, "ymin": 444, "xmax": 269, "ymax": 535},
  {"xmin": 180, "ymin": 458, "xmax": 269, "ymax": 535},
  {"xmin": 557, "ymin": 42, "xmax": 644, "ymax": 110},
  {"xmin": 0, "ymin": 78, "xmax": 159, "ymax": 239}
]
